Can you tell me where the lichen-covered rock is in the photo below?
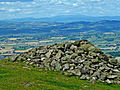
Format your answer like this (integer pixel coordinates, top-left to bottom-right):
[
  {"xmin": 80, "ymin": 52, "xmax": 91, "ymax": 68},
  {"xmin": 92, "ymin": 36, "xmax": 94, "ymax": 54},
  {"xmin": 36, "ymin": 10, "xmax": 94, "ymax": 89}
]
[
  {"xmin": 9, "ymin": 40, "xmax": 120, "ymax": 84},
  {"xmin": 17, "ymin": 56, "xmax": 25, "ymax": 61},
  {"xmin": 55, "ymin": 50, "xmax": 64, "ymax": 59},
  {"xmin": 71, "ymin": 69, "xmax": 81, "ymax": 76},
  {"xmin": 55, "ymin": 61, "xmax": 62, "ymax": 71},
  {"xmin": 10, "ymin": 55, "xmax": 18, "ymax": 62},
  {"xmin": 45, "ymin": 50, "xmax": 52, "ymax": 58},
  {"xmin": 63, "ymin": 63, "xmax": 70, "ymax": 71},
  {"xmin": 115, "ymin": 57, "xmax": 120, "ymax": 64},
  {"xmin": 70, "ymin": 45, "xmax": 77, "ymax": 50},
  {"xmin": 107, "ymin": 75, "xmax": 118, "ymax": 79},
  {"xmin": 106, "ymin": 79, "xmax": 112, "ymax": 84}
]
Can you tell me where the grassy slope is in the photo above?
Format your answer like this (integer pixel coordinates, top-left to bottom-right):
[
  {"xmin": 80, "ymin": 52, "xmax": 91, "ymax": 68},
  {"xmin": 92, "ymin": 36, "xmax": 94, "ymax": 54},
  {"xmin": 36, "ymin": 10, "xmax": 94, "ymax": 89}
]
[{"xmin": 0, "ymin": 59, "xmax": 120, "ymax": 90}]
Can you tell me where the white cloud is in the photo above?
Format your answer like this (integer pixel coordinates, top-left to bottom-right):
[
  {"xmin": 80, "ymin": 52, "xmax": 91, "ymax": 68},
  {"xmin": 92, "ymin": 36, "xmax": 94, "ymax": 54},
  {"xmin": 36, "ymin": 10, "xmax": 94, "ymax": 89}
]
[
  {"xmin": 65, "ymin": 10, "xmax": 70, "ymax": 13},
  {"xmin": 16, "ymin": 8, "xmax": 21, "ymax": 11},
  {"xmin": 32, "ymin": 1, "xmax": 37, "ymax": 4},
  {"xmin": 8, "ymin": 8, "xmax": 21, "ymax": 12},
  {"xmin": 73, "ymin": 3, "xmax": 79, "ymax": 6},
  {"xmin": 26, "ymin": 4, "xmax": 32, "ymax": 7},
  {"xmin": 90, "ymin": 0, "xmax": 102, "ymax": 2},
  {"xmin": 0, "ymin": 2, "xmax": 14, "ymax": 5},
  {"xmin": 8, "ymin": 9, "xmax": 15, "ymax": 12}
]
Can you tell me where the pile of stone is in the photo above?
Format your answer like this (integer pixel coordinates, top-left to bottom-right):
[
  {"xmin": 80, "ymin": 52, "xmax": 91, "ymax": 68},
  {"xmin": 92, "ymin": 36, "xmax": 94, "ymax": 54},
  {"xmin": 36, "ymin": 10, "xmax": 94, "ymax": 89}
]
[{"xmin": 10, "ymin": 40, "xmax": 120, "ymax": 84}]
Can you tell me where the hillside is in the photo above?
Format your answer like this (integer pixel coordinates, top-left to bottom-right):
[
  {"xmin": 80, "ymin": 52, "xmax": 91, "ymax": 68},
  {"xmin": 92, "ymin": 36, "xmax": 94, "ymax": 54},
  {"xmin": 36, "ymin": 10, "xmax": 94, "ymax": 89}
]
[
  {"xmin": 0, "ymin": 59, "xmax": 120, "ymax": 90},
  {"xmin": 4, "ymin": 15, "xmax": 120, "ymax": 22},
  {"xmin": 0, "ymin": 20, "xmax": 120, "ymax": 34},
  {"xmin": 0, "ymin": 40, "xmax": 120, "ymax": 89}
]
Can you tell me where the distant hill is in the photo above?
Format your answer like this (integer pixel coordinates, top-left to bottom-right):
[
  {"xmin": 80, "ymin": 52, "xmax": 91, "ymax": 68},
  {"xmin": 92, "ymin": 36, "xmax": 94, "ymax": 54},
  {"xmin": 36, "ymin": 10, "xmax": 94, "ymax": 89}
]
[
  {"xmin": 4, "ymin": 15, "xmax": 120, "ymax": 22},
  {"xmin": 0, "ymin": 20, "xmax": 120, "ymax": 34}
]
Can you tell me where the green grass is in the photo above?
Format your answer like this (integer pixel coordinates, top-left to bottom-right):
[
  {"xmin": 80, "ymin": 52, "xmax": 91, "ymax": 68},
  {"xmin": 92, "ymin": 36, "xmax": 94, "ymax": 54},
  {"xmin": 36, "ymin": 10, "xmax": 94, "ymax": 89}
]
[{"xmin": 0, "ymin": 59, "xmax": 120, "ymax": 90}]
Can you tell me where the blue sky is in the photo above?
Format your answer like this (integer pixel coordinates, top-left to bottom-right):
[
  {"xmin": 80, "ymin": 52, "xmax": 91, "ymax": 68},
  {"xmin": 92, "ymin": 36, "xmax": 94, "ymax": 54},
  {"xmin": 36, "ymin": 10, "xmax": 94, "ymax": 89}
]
[{"xmin": 0, "ymin": 0, "xmax": 119, "ymax": 20}]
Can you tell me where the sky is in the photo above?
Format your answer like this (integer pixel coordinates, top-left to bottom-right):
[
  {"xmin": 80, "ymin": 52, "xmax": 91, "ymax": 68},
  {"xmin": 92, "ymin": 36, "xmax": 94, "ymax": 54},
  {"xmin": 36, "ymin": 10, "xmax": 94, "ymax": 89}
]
[{"xmin": 0, "ymin": 0, "xmax": 119, "ymax": 20}]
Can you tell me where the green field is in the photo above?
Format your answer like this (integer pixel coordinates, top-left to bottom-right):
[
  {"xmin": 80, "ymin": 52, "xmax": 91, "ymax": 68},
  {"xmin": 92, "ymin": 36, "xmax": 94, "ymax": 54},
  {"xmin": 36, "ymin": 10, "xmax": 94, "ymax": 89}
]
[{"xmin": 0, "ymin": 59, "xmax": 120, "ymax": 90}]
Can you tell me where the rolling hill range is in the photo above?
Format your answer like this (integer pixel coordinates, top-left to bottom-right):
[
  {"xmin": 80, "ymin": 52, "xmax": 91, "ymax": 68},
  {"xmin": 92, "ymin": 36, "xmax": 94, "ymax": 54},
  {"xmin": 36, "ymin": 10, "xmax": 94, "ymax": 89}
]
[
  {"xmin": 0, "ymin": 20, "xmax": 120, "ymax": 35},
  {"xmin": 3, "ymin": 15, "xmax": 120, "ymax": 22}
]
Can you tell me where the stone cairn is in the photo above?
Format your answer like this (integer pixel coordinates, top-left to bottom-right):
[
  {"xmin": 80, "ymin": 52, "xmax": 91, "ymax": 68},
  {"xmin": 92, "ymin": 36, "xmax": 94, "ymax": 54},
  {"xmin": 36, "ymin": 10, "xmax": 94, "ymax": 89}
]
[{"xmin": 10, "ymin": 40, "xmax": 120, "ymax": 84}]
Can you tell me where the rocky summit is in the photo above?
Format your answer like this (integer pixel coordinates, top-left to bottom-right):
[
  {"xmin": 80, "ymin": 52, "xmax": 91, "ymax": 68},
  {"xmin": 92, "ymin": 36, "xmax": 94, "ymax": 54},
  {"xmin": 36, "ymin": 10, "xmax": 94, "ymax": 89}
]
[{"xmin": 10, "ymin": 40, "xmax": 120, "ymax": 84}]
